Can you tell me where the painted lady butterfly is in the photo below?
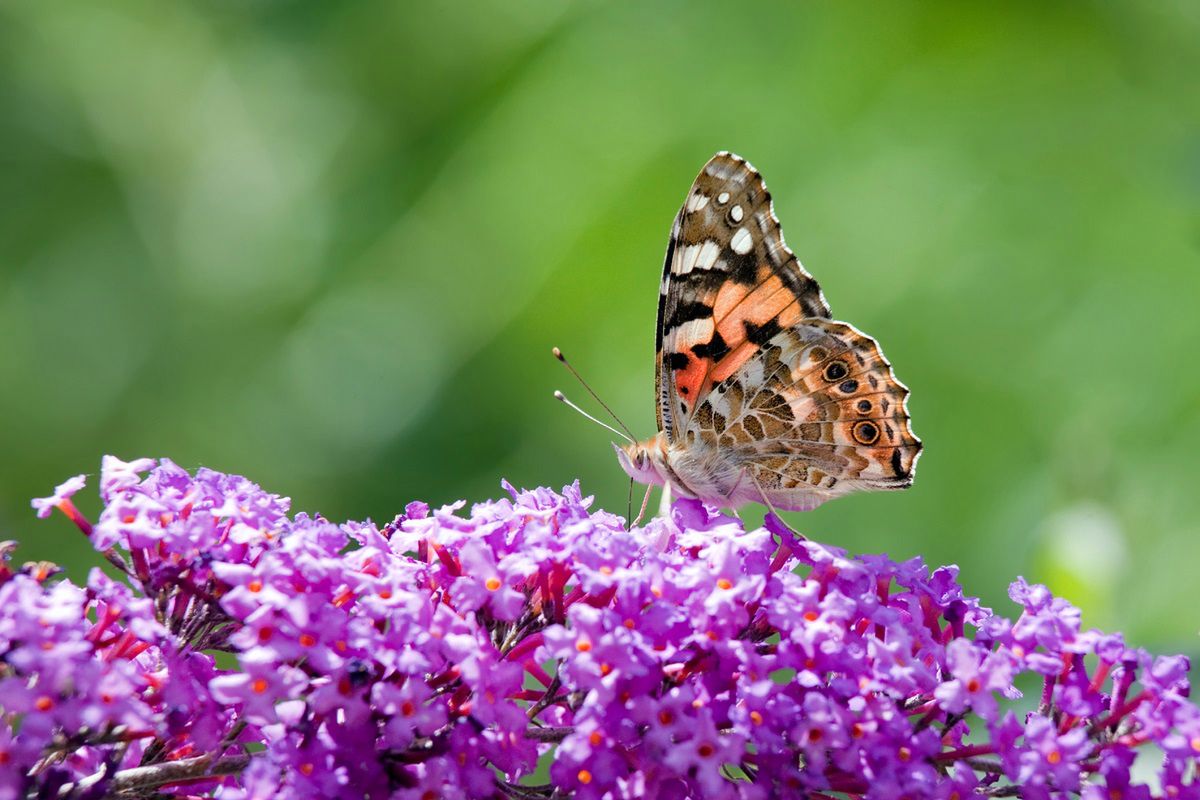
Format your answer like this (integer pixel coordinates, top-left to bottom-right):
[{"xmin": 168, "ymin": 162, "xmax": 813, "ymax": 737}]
[{"xmin": 615, "ymin": 152, "xmax": 921, "ymax": 514}]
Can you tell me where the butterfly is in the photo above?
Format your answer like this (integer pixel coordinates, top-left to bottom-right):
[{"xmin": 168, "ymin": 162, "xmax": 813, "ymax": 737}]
[{"xmin": 615, "ymin": 152, "xmax": 921, "ymax": 515}]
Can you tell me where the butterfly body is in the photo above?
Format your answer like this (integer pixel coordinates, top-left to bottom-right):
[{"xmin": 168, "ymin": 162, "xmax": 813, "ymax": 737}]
[
  {"xmin": 617, "ymin": 431, "xmax": 754, "ymax": 510},
  {"xmin": 617, "ymin": 153, "xmax": 921, "ymax": 513}
]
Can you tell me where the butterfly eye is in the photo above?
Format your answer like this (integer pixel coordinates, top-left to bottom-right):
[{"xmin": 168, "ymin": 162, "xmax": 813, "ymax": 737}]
[
  {"xmin": 824, "ymin": 361, "xmax": 849, "ymax": 382},
  {"xmin": 852, "ymin": 421, "xmax": 880, "ymax": 445},
  {"xmin": 634, "ymin": 451, "xmax": 649, "ymax": 470}
]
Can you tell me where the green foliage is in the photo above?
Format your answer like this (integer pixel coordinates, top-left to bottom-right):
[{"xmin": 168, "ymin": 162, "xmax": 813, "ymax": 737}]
[{"xmin": 1, "ymin": 1, "xmax": 1198, "ymax": 652}]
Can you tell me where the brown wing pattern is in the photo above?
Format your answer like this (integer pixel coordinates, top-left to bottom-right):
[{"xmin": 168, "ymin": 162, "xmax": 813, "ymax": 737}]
[
  {"xmin": 655, "ymin": 152, "xmax": 830, "ymax": 443},
  {"xmin": 684, "ymin": 320, "xmax": 922, "ymax": 510}
]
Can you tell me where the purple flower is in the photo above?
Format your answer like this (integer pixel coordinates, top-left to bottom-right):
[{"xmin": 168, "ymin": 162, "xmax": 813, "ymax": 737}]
[
  {"xmin": 1012, "ymin": 714, "xmax": 1094, "ymax": 793},
  {"xmin": 12, "ymin": 457, "xmax": 1200, "ymax": 800},
  {"xmin": 209, "ymin": 649, "xmax": 309, "ymax": 724},
  {"xmin": 934, "ymin": 637, "xmax": 1014, "ymax": 720},
  {"xmin": 99, "ymin": 455, "xmax": 157, "ymax": 501},
  {"xmin": 30, "ymin": 473, "xmax": 86, "ymax": 518}
]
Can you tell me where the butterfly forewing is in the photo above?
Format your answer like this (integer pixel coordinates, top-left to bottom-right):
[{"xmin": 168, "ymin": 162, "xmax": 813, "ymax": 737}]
[{"xmin": 655, "ymin": 152, "xmax": 830, "ymax": 443}]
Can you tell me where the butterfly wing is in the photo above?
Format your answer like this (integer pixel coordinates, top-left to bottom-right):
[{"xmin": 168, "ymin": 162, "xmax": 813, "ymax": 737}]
[
  {"xmin": 655, "ymin": 152, "xmax": 830, "ymax": 444},
  {"xmin": 685, "ymin": 319, "xmax": 921, "ymax": 511}
]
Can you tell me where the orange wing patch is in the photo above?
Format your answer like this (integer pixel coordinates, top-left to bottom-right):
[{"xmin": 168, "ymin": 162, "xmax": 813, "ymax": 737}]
[{"xmin": 710, "ymin": 272, "xmax": 802, "ymax": 384}]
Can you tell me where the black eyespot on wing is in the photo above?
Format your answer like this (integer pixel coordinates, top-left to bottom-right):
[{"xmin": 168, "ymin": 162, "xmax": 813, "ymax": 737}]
[
  {"xmin": 852, "ymin": 421, "xmax": 879, "ymax": 445},
  {"xmin": 857, "ymin": 399, "xmax": 872, "ymax": 413},
  {"xmin": 838, "ymin": 379, "xmax": 859, "ymax": 394},
  {"xmin": 824, "ymin": 361, "xmax": 849, "ymax": 381}
]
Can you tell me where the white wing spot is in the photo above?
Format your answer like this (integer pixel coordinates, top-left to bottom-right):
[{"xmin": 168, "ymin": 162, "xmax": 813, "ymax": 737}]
[
  {"xmin": 675, "ymin": 317, "xmax": 715, "ymax": 342},
  {"xmin": 731, "ymin": 227, "xmax": 753, "ymax": 254},
  {"xmin": 686, "ymin": 191, "xmax": 709, "ymax": 213},
  {"xmin": 696, "ymin": 240, "xmax": 720, "ymax": 270},
  {"xmin": 675, "ymin": 240, "xmax": 722, "ymax": 274},
  {"xmin": 730, "ymin": 204, "xmax": 743, "ymax": 223},
  {"xmin": 716, "ymin": 192, "xmax": 730, "ymax": 205}
]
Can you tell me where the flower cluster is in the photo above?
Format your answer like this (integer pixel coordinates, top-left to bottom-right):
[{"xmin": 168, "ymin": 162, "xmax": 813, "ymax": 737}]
[{"xmin": 2, "ymin": 456, "xmax": 1197, "ymax": 799}]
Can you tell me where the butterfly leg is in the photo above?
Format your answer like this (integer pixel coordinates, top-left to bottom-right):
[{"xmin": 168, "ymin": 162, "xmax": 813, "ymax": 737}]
[
  {"xmin": 630, "ymin": 483, "xmax": 654, "ymax": 529},
  {"xmin": 746, "ymin": 471, "xmax": 807, "ymax": 542}
]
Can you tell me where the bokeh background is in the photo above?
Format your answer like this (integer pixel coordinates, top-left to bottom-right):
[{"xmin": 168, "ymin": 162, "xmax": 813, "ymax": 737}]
[{"xmin": 2, "ymin": 2, "xmax": 1198, "ymax": 655}]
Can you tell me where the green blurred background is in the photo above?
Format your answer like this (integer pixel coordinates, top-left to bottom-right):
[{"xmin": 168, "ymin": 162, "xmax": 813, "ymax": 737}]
[{"xmin": 2, "ymin": 2, "xmax": 1198, "ymax": 655}]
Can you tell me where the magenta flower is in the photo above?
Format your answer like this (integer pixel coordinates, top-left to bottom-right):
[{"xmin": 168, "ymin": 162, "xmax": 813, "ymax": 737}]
[
  {"xmin": 933, "ymin": 637, "xmax": 1014, "ymax": 720},
  {"xmin": 30, "ymin": 473, "xmax": 86, "ymax": 518},
  {"xmin": 5, "ymin": 456, "xmax": 1199, "ymax": 799}
]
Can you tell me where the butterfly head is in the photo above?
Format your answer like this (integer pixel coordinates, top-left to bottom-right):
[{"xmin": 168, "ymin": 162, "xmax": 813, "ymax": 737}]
[{"xmin": 614, "ymin": 437, "xmax": 668, "ymax": 488}]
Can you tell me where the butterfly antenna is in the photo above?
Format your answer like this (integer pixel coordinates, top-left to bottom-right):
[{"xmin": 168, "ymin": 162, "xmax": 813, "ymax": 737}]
[
  {"xmin": 552, "ymin": 347, "xmax": 637, "ymax": 442},
  {"xmin": 553, "ymin": 391, "xmax": 633, "ymax": 444}
]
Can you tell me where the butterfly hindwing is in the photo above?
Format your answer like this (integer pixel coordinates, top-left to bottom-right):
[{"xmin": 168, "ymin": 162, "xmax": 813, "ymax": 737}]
[
  {"xmin": 655, "ymin": 152, "xmax": 830, "ymax": 444},
  {"xmin": 685, "ymin": 319, "xmax": 921, "ymax": 511}
]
